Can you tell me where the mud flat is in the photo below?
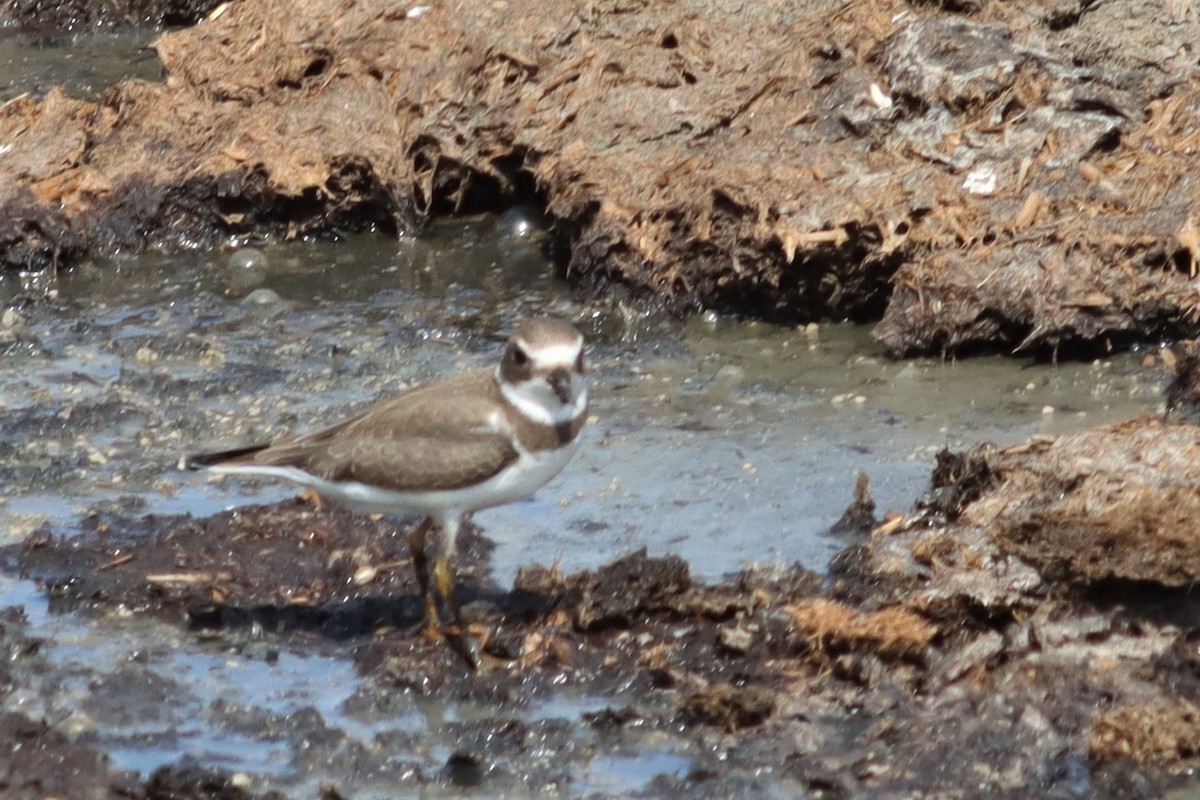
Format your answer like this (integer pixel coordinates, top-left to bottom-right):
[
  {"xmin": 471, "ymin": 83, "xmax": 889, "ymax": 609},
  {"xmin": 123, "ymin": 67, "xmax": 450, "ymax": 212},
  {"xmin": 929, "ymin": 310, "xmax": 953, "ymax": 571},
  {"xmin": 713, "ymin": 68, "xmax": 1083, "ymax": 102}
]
[
  {"xmin": 3, "ymin": 0, "xmax": 1200, "ymax": 354},
  {"xmin": 0, "ymin": 411, "xmax": 1198, "ymax": 797},
  {"xmin": 0, "ymin": 215, "xmax": 1187, "ymax": 797}
]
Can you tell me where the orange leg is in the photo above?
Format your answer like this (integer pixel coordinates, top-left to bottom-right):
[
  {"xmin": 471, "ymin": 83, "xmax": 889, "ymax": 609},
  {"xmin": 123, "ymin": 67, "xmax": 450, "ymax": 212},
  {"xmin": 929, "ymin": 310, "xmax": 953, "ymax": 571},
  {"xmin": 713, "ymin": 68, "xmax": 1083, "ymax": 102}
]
[
  {"xmin": 406, "ymin": 518, "xmax": 441, "ymax": 638},
  {"xmin": 408, "ymin": 517, "xmax": 484, "ymax": 670},
  {"xmin": 432, "ymin": 554, "xmax": 484, "ymax": 670}
]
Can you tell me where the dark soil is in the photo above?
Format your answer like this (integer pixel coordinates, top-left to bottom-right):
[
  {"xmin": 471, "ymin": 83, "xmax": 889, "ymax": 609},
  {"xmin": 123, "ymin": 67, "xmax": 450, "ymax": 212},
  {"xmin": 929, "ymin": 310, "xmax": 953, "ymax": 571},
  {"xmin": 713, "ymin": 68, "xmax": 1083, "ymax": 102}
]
[
  {"xmin": 15, "ymin": 498, "xmax": 496, "ymax": 640},
  {"xmin": 4, "ymin": 0, "xmax": 1200, "ymax": 355},
  {"xmin": 0, "ymin": 709, "xmax": 139, "ymax": 800},
  {"xmin": 0, "ymin": 604, "xmax": 286, "ymax": 800}
]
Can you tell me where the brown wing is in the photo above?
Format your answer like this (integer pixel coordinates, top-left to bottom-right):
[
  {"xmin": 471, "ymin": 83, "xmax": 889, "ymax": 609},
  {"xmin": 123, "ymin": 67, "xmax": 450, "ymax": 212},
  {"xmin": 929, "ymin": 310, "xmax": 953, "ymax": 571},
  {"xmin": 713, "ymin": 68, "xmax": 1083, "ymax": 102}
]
[{"xmin": 247, "ymin": 369, "xmax": 519, "ymax": 492}]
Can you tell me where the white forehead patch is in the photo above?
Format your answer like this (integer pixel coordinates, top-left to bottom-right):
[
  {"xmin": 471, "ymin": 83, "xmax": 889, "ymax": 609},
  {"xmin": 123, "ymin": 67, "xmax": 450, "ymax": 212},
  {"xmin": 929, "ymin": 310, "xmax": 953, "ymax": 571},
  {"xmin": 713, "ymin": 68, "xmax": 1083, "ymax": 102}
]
[{"xmin": 515, "ymin": 338, "xmax": 583, "ymax": 368}]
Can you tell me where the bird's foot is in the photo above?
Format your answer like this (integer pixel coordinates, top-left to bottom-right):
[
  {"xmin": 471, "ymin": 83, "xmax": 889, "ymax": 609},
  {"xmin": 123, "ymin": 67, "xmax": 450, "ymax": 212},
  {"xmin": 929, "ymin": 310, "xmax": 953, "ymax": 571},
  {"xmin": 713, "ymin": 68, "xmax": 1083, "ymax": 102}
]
[
  {"xmin": 465, "ymin": 624, "xmax": 514, "ymax": 673},
  {"xmin": 409, "ymin": 615, "xmax": 509, "ymax": 672},
  {"xmin": 444, "ymin": 626, "xmax": 484, "ymax": 671},
  {"xmin": 296, "ymin": 488, "xmax": 325, "ymax": 509}
]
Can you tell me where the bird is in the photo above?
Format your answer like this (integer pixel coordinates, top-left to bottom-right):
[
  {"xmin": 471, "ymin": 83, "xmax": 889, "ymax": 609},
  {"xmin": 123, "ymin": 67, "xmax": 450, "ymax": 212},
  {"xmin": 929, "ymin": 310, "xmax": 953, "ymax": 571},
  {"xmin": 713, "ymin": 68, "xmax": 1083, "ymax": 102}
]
[{"xmin": 182, "ymin": 317, "xmax": 590, "ymax": 666}]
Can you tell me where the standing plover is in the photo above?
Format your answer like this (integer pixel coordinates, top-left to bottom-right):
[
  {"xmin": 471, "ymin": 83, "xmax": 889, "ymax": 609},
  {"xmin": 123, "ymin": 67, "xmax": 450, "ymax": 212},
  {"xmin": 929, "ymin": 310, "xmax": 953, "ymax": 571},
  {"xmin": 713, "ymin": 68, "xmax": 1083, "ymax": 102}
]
[{"xmin": 183, "ymin": 317, "xmax": 589, "ymax": 666}]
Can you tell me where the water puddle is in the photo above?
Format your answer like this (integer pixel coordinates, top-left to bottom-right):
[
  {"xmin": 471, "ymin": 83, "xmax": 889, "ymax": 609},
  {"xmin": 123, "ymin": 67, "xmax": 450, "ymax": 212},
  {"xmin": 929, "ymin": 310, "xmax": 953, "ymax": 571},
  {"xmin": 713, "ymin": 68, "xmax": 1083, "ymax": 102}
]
[
  {"xmin": 582, "ymin": 751, "xmax": 694, "ymax": 794},
  {"xmin": 0, "ymin": 27, "xmax": 160, "ymax": 101}
]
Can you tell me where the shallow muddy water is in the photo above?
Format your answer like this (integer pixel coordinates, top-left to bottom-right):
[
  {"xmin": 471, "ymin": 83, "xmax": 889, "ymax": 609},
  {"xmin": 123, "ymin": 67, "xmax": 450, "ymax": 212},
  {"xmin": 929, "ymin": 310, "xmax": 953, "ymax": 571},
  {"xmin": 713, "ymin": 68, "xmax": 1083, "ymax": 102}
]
[
  {"xmin": 0, "ymin": 209, "xmax": 1170, "ymax": 796},
  {"xmin": 0, "ymin": 27, "xmax": 159, "ymax": 100}
]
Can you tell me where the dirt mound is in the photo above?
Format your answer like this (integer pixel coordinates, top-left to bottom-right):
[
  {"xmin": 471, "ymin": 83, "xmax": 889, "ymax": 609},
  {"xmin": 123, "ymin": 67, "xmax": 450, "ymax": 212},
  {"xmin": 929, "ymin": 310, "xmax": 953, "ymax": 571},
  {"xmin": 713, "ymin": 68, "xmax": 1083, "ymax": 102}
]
[
  {"xmin": 3, "ymin": 1, "xmax": 1199, "ymax": 354},
  {"xmin": 945, "ymin": 418, "xmax": 1200, "ymax": 587},
  {"xmin": 831, "ymin": 416, "xmax": 1200, "ymax": 792}
]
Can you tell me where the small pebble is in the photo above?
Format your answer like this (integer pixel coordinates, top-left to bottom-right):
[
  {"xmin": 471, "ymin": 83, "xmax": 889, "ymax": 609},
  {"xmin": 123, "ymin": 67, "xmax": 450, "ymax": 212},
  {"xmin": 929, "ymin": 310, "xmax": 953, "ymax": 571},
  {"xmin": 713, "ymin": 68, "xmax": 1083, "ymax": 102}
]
[
  {"xmin": 718, "ymin": 624, "xmax": 754, "ymax": 654},
  {"xmin": 353, "ymin": 564, "xmax": 378, "ymax": 586},
  {"xmin": 199, "ymin": 348, "xmax": 227, "ymax": 370},
  {"xmin": 61, "ymin": 711, "xmax": 96, "ymax": 737}
]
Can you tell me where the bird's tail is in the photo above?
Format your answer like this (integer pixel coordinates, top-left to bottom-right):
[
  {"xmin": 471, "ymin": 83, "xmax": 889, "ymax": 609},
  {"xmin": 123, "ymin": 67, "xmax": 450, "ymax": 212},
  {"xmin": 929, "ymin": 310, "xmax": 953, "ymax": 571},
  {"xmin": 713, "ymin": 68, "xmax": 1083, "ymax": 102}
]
[{"xmin": 178, "ymin": 443, "xmax": 270, "ymax": 471}]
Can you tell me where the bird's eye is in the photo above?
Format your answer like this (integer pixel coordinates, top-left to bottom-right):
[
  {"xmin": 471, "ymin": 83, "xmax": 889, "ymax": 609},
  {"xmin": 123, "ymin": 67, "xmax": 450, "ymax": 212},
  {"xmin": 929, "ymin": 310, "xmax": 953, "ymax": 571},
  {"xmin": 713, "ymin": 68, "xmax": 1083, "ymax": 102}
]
[{"xmin": 512, "ymin": 346, "xmax": 528, "ymax": 366}]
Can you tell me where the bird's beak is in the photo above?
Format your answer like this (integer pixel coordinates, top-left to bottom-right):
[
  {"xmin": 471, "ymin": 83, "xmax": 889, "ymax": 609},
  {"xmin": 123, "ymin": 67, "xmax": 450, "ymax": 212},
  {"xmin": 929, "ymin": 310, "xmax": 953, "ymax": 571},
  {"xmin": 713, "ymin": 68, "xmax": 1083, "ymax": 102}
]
[{"xmin": 547, "ymin": 368, "xmax": 572, "ymax": 404}]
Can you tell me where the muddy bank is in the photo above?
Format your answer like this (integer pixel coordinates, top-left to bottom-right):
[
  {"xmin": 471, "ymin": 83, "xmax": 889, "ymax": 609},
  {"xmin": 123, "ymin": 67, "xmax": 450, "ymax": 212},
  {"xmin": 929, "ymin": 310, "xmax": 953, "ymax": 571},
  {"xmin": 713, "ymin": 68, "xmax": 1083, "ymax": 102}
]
[
  {"xmin": 16, "ymin": 498, "xmax": 497, "ymax": 641},
  {"xmin": 10, "ymin": 415, "xmax": 1200, "ymax": 796},
  {"xmin": 3, "ymin": 0, "xmax": 1200, "ymax": 354},
  {"xmin": 833, "ymin": 416, "xmax": 1200, "ymax": 793}
]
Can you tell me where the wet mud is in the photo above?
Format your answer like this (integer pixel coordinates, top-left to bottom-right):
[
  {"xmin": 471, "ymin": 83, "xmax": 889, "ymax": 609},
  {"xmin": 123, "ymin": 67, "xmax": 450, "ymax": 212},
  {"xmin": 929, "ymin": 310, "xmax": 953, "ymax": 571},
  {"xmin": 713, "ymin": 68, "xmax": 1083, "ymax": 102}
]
[
  {"xmin": 10, "ymin": 412, "xmax": 1200, "ymax": 796},
  {"xmin": 0, "ymin": 603, "xmax": 285, "ymax": 800},
  {"xmin": 14, "ymin": 500, "xmax": 496, "ymax": 640},
  {"xmin": 3, "ymin": 0, "xmax": 1200, "ymax": 354}
]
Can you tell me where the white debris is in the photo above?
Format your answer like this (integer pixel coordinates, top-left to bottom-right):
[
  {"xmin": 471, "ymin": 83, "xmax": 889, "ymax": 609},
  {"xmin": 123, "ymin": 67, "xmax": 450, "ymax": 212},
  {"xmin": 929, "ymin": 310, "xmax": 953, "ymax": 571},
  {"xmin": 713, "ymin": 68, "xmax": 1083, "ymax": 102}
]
[
  {"xmin": 963, "ymin": 164, "xmax": 998, "ymax": 196},
  {"xmin": 868, "ymin": 83, "xmax": 893, "ymax": 110}
]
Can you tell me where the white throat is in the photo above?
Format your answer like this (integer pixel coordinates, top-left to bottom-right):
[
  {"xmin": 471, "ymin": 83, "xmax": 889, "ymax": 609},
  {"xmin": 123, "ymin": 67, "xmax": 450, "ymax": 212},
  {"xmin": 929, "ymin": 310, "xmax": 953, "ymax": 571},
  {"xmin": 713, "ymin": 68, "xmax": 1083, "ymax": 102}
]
[{"xmin": 497, "ymin": 366, "xmax": 588, "ymax": 426}]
